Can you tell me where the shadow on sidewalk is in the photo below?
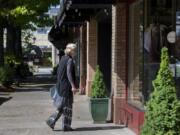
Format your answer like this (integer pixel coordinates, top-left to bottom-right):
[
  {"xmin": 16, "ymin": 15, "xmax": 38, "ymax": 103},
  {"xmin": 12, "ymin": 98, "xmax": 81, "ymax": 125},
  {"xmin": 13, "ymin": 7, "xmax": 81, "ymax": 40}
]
[
  {"xmin": 13, "ymin": 74, "xmax": 56, "ymax": 93},
  {"xmin": 0, "ymin": 93, "xmax": 10, "ymax": 96},
  {"xmin": 15, "ymin": 88, "xmax": 50, "ymax": 92},
  {"xmin": 75, "ymin": 126, "xmax": 123, "ymax": 131},
  {"xmin": 15, "ymin": 83, "xmax": 54, "ymax": 92},
  {"xmin": 15, "ymin": 86, "xmax": 53, "ymax": 92},
  {"xmin": 54, "ymin": 126, "xmax": 123, "ymax": 132},
  {"xmin": 0, "ymin": 97, "xmax": 12, "ymax": 106},
  {"xmin": 21, "ymin": 75, "xmax": 56, "ymax": 84}
]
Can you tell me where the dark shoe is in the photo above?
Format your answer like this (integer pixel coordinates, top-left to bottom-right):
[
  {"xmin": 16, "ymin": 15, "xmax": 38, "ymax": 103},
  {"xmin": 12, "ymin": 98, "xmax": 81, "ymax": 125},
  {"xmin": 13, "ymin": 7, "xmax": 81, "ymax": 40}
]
[
  {"xmin": 46, "ymin": 119, "xmax": 55, "ymax": 130},
  {"xmin": 63, "ymin": 127, "xmax": 74, "ymax": 132}
]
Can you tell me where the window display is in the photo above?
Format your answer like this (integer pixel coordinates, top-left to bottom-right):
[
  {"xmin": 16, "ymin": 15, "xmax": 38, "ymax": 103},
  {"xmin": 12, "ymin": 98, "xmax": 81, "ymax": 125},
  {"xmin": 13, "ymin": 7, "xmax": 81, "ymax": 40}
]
[
  {"xmin": 128, "ymin": 0, "xmax": 180, "ymax": 108},
  {"xmin": 143, "ymin": 0, "xmax": 175, "ymax": 102}
]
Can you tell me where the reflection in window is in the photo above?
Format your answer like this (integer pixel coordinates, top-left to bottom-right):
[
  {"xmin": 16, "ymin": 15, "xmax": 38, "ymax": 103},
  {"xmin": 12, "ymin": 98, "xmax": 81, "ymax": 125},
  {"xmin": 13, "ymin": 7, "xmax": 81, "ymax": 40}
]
[
  {"xmin": 128, "ymin": 0, "xmax": 180, "ymax": 108},
  {"xmin": 143, "ymin": 0, "xmax": 178, "ymax": 102}
]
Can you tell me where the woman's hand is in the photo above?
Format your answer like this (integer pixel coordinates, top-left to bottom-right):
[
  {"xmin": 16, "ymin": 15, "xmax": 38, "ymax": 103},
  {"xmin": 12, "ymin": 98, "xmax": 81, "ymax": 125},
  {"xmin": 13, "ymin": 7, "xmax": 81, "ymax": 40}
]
[{"xmin": 72, "ymin": 87, "xmax": 78, "ymax": 95}]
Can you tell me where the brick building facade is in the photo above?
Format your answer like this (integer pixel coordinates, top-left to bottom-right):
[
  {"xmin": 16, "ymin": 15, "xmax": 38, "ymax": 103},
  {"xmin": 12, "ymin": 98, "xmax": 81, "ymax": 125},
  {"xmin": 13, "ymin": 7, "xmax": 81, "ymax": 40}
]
[
  {"xmin": 81, "ymin": 1, "xmax": 144, "ymax": 134},
  {"xmin": 57, "ymin": 0, "xmax": 180, "ymax": 134}
]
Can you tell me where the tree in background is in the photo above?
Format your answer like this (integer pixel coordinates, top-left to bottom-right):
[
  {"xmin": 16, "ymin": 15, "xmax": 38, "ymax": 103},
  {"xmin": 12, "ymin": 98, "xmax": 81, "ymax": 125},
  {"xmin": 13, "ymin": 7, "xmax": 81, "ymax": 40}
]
[
  {"xmin": 0, "ymin": 0, "xmax": 59, "ymax": 65},
  {"xmin": 141, "ymin": 47, "xmax": 180, "ymax": 135}
]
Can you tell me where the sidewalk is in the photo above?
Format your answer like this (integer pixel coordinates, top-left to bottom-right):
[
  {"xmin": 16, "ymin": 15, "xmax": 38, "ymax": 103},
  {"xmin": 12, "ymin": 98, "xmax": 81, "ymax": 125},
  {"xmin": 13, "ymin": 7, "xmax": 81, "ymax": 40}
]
[{"xmin": 0, "ymin": 80, "xmax": 135, "ymax": 135}]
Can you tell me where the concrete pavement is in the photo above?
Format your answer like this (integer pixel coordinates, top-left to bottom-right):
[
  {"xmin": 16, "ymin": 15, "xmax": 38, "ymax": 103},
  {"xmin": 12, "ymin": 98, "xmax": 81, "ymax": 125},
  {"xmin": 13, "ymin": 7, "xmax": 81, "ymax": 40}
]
[
  {"xmin": 0, "ymin": 79, "xmax": 135, "ymax": 135},
  {"xmin": 33, "ymin": 67, "xmax": 53, "ymax": 76}
]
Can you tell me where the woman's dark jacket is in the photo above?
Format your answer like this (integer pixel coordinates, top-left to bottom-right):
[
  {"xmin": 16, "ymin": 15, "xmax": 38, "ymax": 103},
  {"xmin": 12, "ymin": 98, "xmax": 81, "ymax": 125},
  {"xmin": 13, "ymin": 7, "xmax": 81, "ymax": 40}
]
[{"xmin": 56, "ymin": 55, "xmax": 76, "ymax": 101}]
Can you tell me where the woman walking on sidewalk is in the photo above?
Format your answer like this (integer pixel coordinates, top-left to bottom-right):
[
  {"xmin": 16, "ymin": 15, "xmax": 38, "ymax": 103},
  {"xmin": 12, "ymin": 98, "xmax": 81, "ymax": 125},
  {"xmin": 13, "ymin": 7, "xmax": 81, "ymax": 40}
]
[{"xmin": 46, "ymin": 43, "xmax": 78, "ymax": 131}]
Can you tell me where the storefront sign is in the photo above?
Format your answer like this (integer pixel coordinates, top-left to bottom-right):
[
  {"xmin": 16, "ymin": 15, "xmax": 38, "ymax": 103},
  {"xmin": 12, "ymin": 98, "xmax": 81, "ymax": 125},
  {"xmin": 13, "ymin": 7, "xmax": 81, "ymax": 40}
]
[{"xmin": 167, "ymin": 31, "xmax": 176, "ymax": 43}]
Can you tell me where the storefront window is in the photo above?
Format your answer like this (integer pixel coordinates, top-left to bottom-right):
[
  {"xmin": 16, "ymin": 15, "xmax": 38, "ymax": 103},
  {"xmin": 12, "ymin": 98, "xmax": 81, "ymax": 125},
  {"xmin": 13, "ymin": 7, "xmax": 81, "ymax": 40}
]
[
  {"xmin": 128, "ymin": 0, "xmax": 180, "ymax": 108},
  {"xmin": 175, "ymin": 2, "xmax": 180, "ymax": 98},
  {"xmin": 143, "ymin": 0, "xmax": 175, "ymax": 102}
]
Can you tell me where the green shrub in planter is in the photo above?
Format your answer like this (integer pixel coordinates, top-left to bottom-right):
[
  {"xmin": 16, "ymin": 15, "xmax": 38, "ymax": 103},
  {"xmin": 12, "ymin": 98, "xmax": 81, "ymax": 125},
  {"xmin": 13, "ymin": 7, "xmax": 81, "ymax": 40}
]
[
  {"xmin": 0, "ymin": 65, "xmax": 14, "ymax": 87},
  {"xmin": 90, "ymin": 65, "xmax": 108, "ymax": 123},
  {"xmin": 91, "ymin": 65, "xmax": 107, "ymax": 98},
  {"xmin": 141, "ymin": 47, "xmax": 180, "ymax": 135}
]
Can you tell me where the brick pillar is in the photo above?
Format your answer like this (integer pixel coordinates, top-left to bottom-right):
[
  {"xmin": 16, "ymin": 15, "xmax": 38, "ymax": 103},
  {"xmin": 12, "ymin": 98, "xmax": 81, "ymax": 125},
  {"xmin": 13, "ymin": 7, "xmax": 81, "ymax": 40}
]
[
  {"xmin": 79, "ymin": 25, "xmax": 87, "ymax": 94},
  {"xmin": 111, "ymin": 3, "xmax": 127, "ymax": 124},
  {"xmin": 86, "ymin": 18, "xmax": 98, "ymax": 96}
]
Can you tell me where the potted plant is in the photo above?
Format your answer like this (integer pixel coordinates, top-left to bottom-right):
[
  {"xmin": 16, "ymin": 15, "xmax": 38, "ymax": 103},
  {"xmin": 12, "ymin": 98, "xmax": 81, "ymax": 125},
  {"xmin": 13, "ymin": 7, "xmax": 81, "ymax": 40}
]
[{"xmin": 90, "ymin": 65, "xmax": 108, "ymax": 123}]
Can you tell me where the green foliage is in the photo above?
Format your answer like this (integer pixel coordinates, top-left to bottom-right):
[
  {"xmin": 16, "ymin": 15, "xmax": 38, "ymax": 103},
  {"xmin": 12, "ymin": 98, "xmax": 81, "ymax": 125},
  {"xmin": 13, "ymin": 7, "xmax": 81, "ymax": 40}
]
[
  {"xmin": 0, "ymin": 65, "xmax": 14, "ymax": 87},
  {"xmin": 4, "ymin": 53, "xmax": 32, "ymax": 78},
  {"xmin": 41, "ymin": 57, "xmax": 52, "ymax": 67},
  {"xmin": 10, "ymin": 6, "xmax": 35, "ymax": 17},
  {"xmin": 141, "ymin": 47, "xmax": 180, "ymax": 135},
  {"xmin": 91, "ymin": 65, "xmax": 107, "ymax": 98},
  {"xmin": 0, "ymin": 0, "xmax": 59, "ymax": 28},
  {"xmin": 4, "ymin": 53, "xmax": 22, "ymax": 67},
  {"xmin": 22, "ymin": 30, "xmax": 35, "ymax": 45}
]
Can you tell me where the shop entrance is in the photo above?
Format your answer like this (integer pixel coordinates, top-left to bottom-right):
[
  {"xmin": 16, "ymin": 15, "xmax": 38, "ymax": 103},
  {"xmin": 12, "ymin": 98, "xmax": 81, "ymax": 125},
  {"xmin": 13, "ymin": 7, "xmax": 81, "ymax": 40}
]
[{"xmin": 98, "ymin": 19, "xmax": 112, "ymax": 96}]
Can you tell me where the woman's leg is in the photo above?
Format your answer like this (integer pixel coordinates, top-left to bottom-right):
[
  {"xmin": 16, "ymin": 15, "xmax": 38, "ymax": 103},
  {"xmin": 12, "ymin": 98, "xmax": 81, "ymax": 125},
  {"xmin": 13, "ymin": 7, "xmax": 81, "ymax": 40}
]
[
  {"xmin": 62, "ymin": 100, "xmax": 73, "ymax": 130},
  {"xmin": 46, "ymin": 108, "xmax": 63, "ymax": 129}
]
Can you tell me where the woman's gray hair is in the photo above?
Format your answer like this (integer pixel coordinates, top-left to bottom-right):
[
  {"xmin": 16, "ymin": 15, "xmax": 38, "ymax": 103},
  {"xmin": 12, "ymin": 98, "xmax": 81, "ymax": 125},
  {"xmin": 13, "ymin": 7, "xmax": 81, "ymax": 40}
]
[{"xmin": 64, "ymin": 43, "xmax": 77, "ymax": 55}]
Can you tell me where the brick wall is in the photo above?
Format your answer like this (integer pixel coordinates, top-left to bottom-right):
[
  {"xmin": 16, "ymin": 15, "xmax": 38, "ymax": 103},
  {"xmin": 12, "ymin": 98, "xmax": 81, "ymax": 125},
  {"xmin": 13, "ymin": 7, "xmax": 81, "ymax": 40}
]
[
  {"xmin": 86, "ymin": 18, "xmax": 98, "ymax": 96},
  {"xmin": 111, "ymin": 2, "xmax": 145, "ymax": 134},
  {"xmin": 112, "ymin": 2, "xmax": 127, "ymax": 124}
]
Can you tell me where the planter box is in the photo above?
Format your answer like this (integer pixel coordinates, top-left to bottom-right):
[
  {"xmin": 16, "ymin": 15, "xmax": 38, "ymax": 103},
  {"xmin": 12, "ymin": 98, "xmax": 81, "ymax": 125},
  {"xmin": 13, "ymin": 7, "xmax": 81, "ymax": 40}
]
[{"xmin": 90, "ymin": 98, "xmax": 109, "ymax": 123}]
